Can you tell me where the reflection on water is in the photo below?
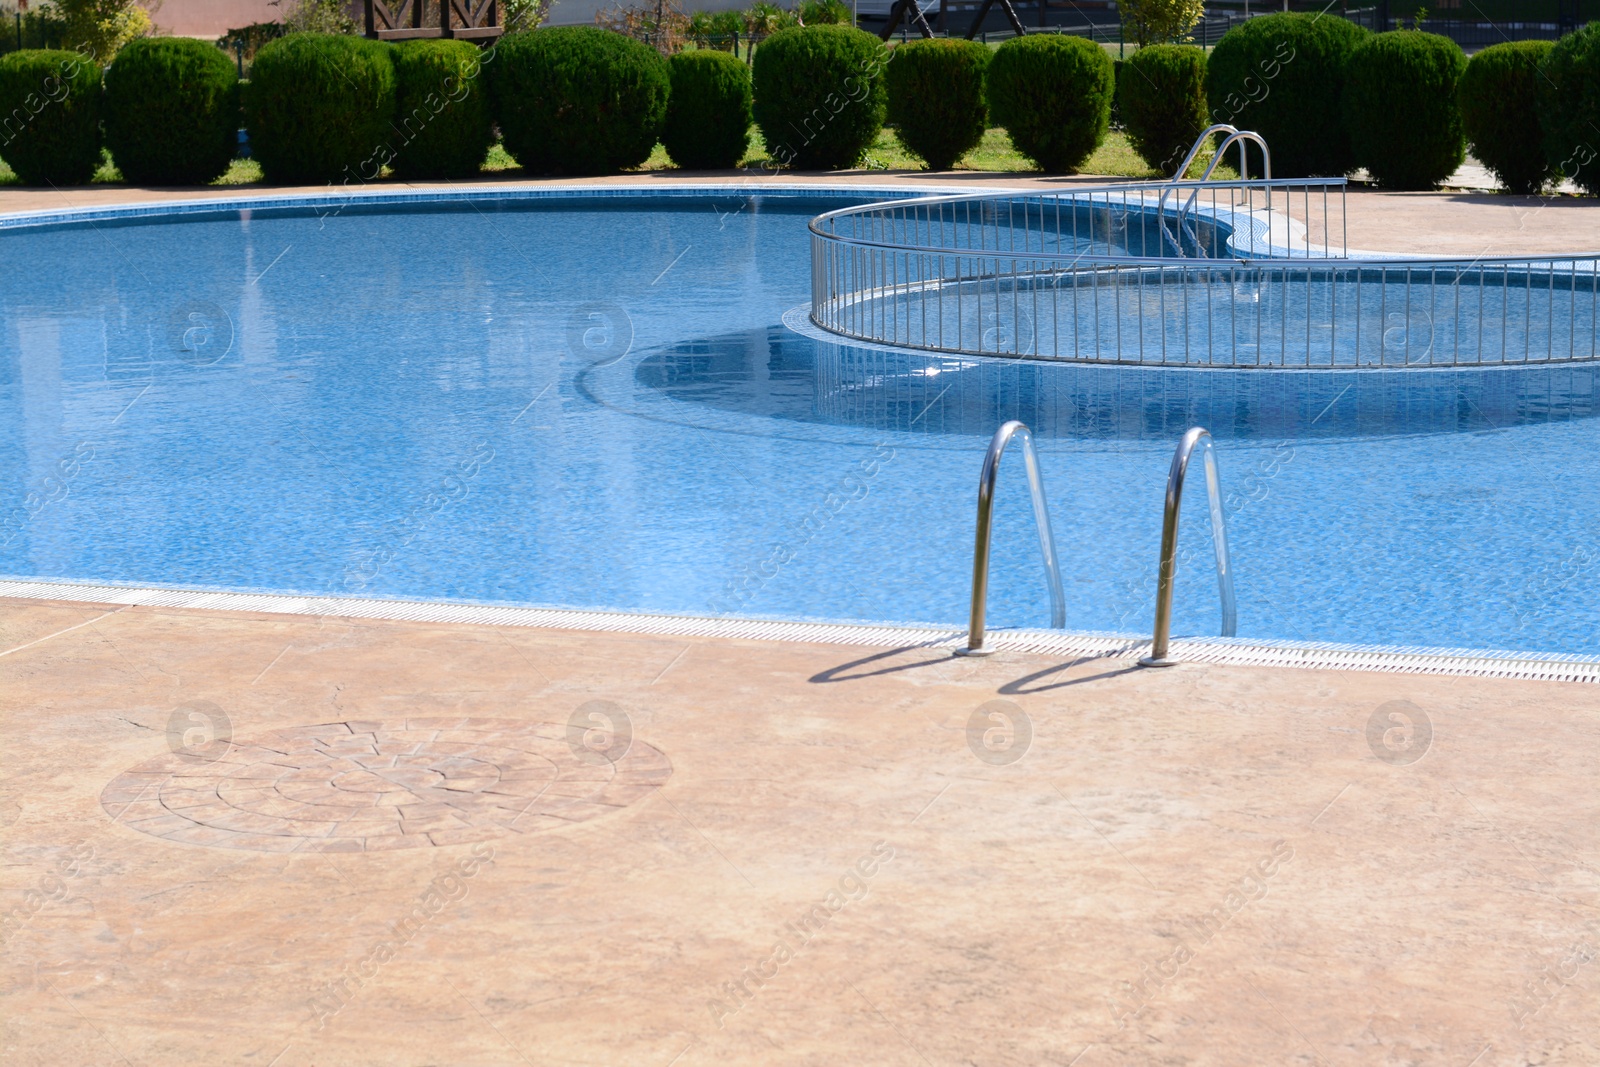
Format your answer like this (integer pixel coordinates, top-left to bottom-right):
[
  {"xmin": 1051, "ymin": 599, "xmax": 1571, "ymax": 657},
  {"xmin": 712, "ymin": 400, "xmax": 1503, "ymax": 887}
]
[
  {"xmin": 635, "ymin": 326, "xmax": 1600, "ymax": 440},
  {"xmin": 4, "ymin": 193, "xmax": 1596, "ymax": 655}
]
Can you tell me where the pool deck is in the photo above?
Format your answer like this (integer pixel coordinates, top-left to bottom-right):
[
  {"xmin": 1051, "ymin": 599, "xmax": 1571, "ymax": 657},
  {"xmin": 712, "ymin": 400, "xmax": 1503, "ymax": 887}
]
[
  {"xmin": 0, "ymin": 168, "xmax": 1596, "ymax": 255},
  {"xmin": 3, "ymin": 175, "xmax": 1599, "ymax": 1066},
  {"xmin": 2, "ymin": 595, "xmax": 1598, "ymax": 1067}
]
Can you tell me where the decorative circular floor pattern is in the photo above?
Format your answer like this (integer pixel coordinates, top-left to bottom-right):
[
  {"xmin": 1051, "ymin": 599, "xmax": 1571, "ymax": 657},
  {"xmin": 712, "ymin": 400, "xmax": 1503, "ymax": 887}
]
[{"xmin": 100, "ymin": 718, "xmax": 671, "ymax": 852}]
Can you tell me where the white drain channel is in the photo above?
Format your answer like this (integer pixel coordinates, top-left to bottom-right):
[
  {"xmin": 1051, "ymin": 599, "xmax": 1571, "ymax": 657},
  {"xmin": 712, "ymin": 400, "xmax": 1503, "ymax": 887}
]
[{"xmin": 2, "ymin": 579, "xmax": 1596, "ymax": 684}]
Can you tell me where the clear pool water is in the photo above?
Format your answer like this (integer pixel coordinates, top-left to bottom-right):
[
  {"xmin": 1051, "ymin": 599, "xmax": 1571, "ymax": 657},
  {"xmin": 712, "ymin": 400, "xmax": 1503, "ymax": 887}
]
[
  {"xmin": 864, "ymin": 265, "xmax": 1600, "ymax": 366},
  {"xmin": 2, "ymin": 190, "xmax": 1597, "ymax": 655}
]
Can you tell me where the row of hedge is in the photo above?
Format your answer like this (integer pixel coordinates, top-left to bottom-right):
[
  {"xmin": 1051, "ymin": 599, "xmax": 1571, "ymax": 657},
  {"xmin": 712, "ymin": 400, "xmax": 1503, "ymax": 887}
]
[
  {"xmin": 0, "ymin": 35, "xmax": 490, "ymax": 185},
  {"xmin": 0, "ymin": 26, "xmax": 1107, "ymax": 185},
  {"xmin": 1, "ymin": 18, "xmax": 1597, "ymax": 192},
  {"xmin": 1190, "ymin": 13, "xmax": 1600, "ymax": 193}
]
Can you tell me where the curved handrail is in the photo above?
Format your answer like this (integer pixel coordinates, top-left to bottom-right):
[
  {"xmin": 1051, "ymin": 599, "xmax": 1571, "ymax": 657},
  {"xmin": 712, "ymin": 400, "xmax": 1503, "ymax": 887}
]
[
  {"xmin": 1202, "ymin": 130, "xmax": 1272, "ymax": 182},
  {"xmin": 959, "ymin": 421, "xmax": 1067, "ymax": 656},
  {"xmin": 1170, "ymin": 124, "xmax": 1240, "ymax": 180},
  {"xmin": 1139, "ymin": 427, "xmax": 1238, "ymax": 668},
  {"xmin": 807, "ymin": 178, "xmax": 1338, "ymax": 263},
  {"xmin": 1171, "ymin": 131, "xmax": 1274, "ymax": 249},
  {"xmin": 805, "ymin": 174, "xmax": 1597, "ymax": 367},
  {"xmin": 807, "ymin": 176, "xmax": 1325, "ymax": 248},
  {"xmin": 809, "ymin": 245, "xmax": 1592, "ymax": 270},
  {"xmin": 1158, "ymin": 126, "xmax": 1268, "ymax": 256}
]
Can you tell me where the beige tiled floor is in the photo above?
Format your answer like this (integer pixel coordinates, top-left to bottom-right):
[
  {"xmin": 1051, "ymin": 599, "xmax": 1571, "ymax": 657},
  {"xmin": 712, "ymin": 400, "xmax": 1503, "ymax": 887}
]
[{"xmin": 1, "ymin": 598, "xmax": 1597, "ymax": 1066}]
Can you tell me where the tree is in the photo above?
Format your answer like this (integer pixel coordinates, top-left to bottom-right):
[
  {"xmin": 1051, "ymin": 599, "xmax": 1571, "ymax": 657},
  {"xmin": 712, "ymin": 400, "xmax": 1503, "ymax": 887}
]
[
  {"xmin": 270, "ymin": 0, "xmax": 356, "ymax": 34},
  {"xmin": 503, "ymin": 0, "xmax": 551, "ymax": 32},
  {"xmin": 44, "ymin": 0, "xmax": 151, "ymax": 61},
  {"xmin": 1118, "ymin": 0, "xmax": 1204, "ymax": 48}
]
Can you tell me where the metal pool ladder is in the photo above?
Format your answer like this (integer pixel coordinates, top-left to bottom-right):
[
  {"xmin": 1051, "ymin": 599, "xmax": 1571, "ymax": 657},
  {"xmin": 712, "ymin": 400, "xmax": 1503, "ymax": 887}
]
[
  {"xmin": 959, "ymin": 421, "xmax": 1066, "ymax": 656},
  {"xmin": 1168, "ymin": 124, "xmax": 1273, "ymax": 182},
  {"xmin": 1139, "ymin": 427, "xmax": 1238, "ymax": 667},
  {"xmin": 1159, "ymin": 125, "xmax": 1274, "ymax": 256}
]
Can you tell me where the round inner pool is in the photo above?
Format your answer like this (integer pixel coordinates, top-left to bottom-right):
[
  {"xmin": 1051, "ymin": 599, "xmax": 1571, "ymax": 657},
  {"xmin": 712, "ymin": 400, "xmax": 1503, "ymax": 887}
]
[{"xmin": 1, "ymin": 189, "xmax": 1596, "ymax": 655}]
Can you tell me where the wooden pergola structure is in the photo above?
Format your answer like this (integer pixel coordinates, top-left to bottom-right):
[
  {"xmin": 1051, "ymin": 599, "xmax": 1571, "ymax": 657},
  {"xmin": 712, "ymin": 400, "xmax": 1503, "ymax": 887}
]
[{"xmin": 363, "ymin": 0, "xmax": 502, "ymax": 41}]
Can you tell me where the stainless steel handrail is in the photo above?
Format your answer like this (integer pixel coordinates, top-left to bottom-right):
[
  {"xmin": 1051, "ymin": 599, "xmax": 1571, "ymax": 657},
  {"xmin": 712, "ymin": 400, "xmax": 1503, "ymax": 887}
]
[
  {"xmin": 1201, "ymin": 130, "xmax": 1272, "ymax": 182},
  {"xmin": 807, "ymin": 176, "xmax": 1333, "ymax": 249},
  {"xmin": 959, "ymin": 421, "xmax": 1067, "ymax": 656},
  {"xmin": 1139, "ymin": 427, "xmax": 1238, "ymax": 668},
  {"xmin": 1169, "ymin": 124, "xmax": 1240, "ymax": 180},
  {"xmin": 806, "ymin": 174, "xmax": 1596, "ymax": 368},
  {"xmin": 1173, "ymin": 130, "xmax": 1276, "ymax": 248},
  {"xmin": 1159, "ymin": 127, "xmax": 1270, "ymax": 256},
  {"xmin": 811, "ymin": 243, "xmax": 1587, "ymax": 268}
]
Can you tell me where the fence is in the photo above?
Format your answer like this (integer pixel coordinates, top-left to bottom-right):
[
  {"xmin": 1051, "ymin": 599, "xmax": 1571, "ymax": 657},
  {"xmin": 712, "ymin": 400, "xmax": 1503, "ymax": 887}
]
[
  {"xmin": 0, "ymin": 8, "xmax": 66, "ymax": 55},
  {"xmin": 809, "ymin": 181, "xmax": 1600, "ymax": 368},
  {"xmin": 1342, "ymin": 7, "xmax": 1586, "ymax": 49},
  {"xmin": 861, "ymin": 3, "xmax": 1587, "ymax": 50}
]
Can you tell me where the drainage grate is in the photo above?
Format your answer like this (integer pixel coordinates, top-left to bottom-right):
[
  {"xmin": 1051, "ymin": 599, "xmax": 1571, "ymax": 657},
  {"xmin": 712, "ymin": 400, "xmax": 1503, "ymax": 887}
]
[{"xmin": 1, "ymin": 579, "xmax": 1596, "ymax": 684}]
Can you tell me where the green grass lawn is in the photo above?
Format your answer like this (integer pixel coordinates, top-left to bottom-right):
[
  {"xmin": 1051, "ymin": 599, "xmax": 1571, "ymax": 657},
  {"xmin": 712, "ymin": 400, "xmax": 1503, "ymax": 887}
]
[
  {"xmin": 487, "ymin": 126, "xmax": 1218, "ymax": 180},
  {"xmin": 0, "ymin": 149, "xmax": 124, "ymax": 185},
  {"xmin": 0, "ymin": 127, "xmax": 1229, "ymax": 186}
]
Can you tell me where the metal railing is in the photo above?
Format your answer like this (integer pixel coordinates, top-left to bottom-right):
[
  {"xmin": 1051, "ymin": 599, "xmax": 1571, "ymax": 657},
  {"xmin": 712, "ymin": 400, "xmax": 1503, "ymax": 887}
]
[
  {"xmin": 1154, "ymin": 126, "xmax": 1271, "ymax": 263},
  {"xmin": 1167, "ymin": 124, "xmax": 1269, "ymax": 182},
  {"xmin": 809, "ymin": 182, "xmax": 1600, "ymax": 369},
  {"xmin": 1190, "ymin": 127, "xmax": 1271, "ymax": 183},
  {"xmin": 1140, "ymin": 427, "xmax": 1237, "ymax": 668},
  {"xmin": 959, "ymin": 421, "xmax": 1066, "ymax": 656}
]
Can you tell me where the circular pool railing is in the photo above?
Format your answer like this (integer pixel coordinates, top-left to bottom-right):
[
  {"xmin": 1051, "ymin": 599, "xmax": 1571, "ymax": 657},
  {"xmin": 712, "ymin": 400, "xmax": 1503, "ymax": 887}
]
[{"xmin": 808, "ymin": 180, "xmax": 1600, "ymax": 369}]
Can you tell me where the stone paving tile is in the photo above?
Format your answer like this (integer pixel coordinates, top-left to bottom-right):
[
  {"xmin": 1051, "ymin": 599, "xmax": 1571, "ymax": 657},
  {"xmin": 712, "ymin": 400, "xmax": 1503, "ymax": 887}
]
[
  {"xmin": 164, "ymin": 825, "xmax": 258, "ymax": 849},
  {"xmin": 7, "ymin": 594, "xmax": 1598, "ymax": 1064},
  {"xmin": 118, "ymin": 813, "xmax": 197, "ymax": 836},
  {"xmin": 496, "ymin": 764, "xmax": 563, "ymax": 781},
  {"xmin": 302, "ymin": 837, "xmax": 365, "ymax": 853},
  {"xmin": 544, "ymin": 800, "xmax": 632, "ymax": 822},
  {"xmin": 361, "ymin": 835, "xmax": 421, "ymax": 852},
  {"xmin": 333, "ymin": 818, "xmax": 404, "ymax": 838},
  {"xmin": 96, "ymin": 718, "xmax": 673, "ymax": 853}
]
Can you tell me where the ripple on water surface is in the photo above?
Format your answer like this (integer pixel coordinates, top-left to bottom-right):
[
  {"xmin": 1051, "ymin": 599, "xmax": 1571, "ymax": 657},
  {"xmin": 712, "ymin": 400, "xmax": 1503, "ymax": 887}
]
[{"xmin": 1, "ymin": 193, "xmax": 1595, "ymax": 655}]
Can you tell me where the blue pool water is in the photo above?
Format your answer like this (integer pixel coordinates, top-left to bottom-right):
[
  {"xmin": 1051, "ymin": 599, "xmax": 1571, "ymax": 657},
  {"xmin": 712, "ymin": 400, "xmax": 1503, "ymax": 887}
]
[
  {"xmin": 865, "ymin": 265, "xmax": 1600, "ymax": 366},
  {"xmin": 2, "ymin": 190, "xmax": 1597, "ymax": 655}
]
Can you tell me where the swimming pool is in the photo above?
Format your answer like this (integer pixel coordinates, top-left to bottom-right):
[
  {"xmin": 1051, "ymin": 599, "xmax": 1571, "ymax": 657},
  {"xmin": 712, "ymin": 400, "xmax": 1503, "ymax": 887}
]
[{"xmin": 2, "ymin": 188, "xmax": 1597, "ymax": 656}]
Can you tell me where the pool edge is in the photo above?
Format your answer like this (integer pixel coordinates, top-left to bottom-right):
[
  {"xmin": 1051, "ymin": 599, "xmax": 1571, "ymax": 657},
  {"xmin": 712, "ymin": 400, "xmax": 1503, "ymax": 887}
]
[
  {"xmin": 2, "ymin": 578, "xmax": 1595, "ymax": 684},
  {"xmin": 0, "ymin": 182, "xmax": 977, "ymax": 232}
]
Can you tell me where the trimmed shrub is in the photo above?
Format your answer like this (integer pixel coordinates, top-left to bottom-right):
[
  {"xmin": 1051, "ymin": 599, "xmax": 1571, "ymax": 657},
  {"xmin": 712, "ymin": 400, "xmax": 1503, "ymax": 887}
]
[
  {"xmin": 1458, "ymin": 40, "xmax": 1555, "ymax": 195},
  {"xmin": 1538, "ymin": 21, "xmax": 1600, "ymax": 197},
  {"xmin": 752, "ymin": 25, "xmax": 888, "ymax": 170},
  {"xmin": 987, "ymin": 34, "xmax": 1113, "ymax": 174},
  {"xmin": 242, "ymin": 33, "xmax": 397, "ymax": 185},
  {"xmin": 885, "ymin": 38, "xmax": 989, "ymax": 171},
  {"xmin": 489, "ymin": 27, "xmax": 669, "ymax": 175},
  {"xmin": 1207, "ymin": 12, "xmax": 1369, "ymax": 177},
  {"xmin": 103, "ymin": 37, "xmax": 239, "ymax": 186},
  {"xmin": 663, "ymin": 49, "xmax": 752, "ymax": 169},
  {"xmin": 390, "ymin": 39, "xmax": 492, "ymax": 180},
  {"xmin": 0, "ymin": 49, "xmax": 102, "ymax": 185},
  {"xmin": 1345, "ymin": 31, "xmax": 1467, "ymax": 190},
  {"xmin": 1117, "ymin": 43, "xmax": 1207, "ymax": 175}
]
